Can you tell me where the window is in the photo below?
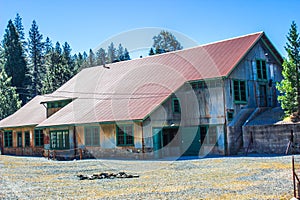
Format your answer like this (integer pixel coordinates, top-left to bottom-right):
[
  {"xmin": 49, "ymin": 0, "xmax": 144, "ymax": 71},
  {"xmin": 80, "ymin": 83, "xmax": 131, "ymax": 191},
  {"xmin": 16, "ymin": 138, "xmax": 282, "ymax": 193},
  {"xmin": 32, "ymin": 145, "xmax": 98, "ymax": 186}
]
[
  {"xmin": 162, "ymin": 128, "xmax": 179, "ymax": 147},
  {"xmin": 25, "ymin": 131, "xmax": 30, "ymax": 147},
  {"xmin": 256, "ymin": 59, "xmax": 267, "ymax": 80},
  {"xmin": 47, "ymin": 99, "xmax": 72, "ymax": 109},
  {"xmin": 172, "ymin": 98, "xmax": 181, "ymax": 113},
  {"xmin": 199, "ymin": 126, "xmax": 217, "ymax": 145},
  {"xmin": 85, "ymin": 126, "xmax": 100, "ymax": 146},
  {"xmin": 4, "ymin": 131, "xmax": 13, "ymax": 147},
  {"xmin": 233, "ymin": 80, "xmax": 247, "ymax": 103},
  {"xmin": 17, "ymin": 132, "xmax": 22, "ymax": 147},
  {"xmin": 117, "ymin": 125, "xmax": 134, "ymax": 146},
  {"xmin": 191, "ymin": 81, "xmax": 207, "ymax": 89},
  {"xmin": 35, "ymin": 130, "xmax": 44, "ymax": 147},
  {"xmin": 50, "ymin": 130, "xmax": 69, "ymax": 149},
  {"xmin": 207, "ymin": 126, "xmax": 217, "ymax": 145},
  {"xmin": 227, "ymin": 111, "xmax": 234, "ymax": 121}
]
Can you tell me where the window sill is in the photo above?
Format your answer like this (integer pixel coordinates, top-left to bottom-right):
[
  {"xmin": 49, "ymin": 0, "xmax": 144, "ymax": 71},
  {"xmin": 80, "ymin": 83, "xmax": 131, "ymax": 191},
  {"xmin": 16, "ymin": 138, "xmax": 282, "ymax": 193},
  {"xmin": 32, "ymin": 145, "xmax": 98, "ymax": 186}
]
[{"xmin": 234, "ymin": 101, "xmax": 247, "ymax": 105}]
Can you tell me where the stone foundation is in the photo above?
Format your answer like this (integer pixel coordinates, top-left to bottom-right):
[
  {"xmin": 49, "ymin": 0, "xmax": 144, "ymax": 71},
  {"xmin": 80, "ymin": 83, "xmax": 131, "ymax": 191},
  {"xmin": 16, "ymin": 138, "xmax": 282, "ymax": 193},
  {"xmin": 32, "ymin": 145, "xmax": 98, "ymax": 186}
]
[{"xmin": 243, "ymin": 123, "xmax": 300, "ymax": 154}]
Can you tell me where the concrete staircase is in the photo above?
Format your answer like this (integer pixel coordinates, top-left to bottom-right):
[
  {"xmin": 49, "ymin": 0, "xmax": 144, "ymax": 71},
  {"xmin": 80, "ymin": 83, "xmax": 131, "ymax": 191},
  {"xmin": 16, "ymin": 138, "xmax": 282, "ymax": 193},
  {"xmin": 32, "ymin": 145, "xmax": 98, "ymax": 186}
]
[{"xmin": 245, "ymin": 107, "xmax": 284, "ymax": 126}]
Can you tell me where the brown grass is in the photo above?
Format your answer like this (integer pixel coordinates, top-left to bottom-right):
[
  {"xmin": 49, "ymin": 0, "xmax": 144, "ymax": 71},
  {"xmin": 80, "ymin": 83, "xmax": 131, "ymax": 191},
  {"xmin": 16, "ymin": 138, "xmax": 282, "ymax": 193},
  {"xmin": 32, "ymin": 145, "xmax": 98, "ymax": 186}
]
[{"xmin": 0, "ymin": 155, "xmax": 295, "ymax": 199}]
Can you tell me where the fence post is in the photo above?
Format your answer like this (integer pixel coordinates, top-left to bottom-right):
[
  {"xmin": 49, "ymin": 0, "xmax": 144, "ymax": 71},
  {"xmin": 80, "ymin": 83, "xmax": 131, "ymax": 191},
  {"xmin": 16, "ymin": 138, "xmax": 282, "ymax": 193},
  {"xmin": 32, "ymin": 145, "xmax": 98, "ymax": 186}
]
[
  {"xmin": 48, "ymin": 150, "xmax": 50, "ymax": 160},
  {"xmin": 79, "ymin": 148, "xmax": 82, "ymax": 160},
  {"xmin": 53, "ymin": 150, "xmax": 56, "ymax": 160},
  {"xmin": 293, "ymin": 156, "xmax": 296, "ymax": 198}
]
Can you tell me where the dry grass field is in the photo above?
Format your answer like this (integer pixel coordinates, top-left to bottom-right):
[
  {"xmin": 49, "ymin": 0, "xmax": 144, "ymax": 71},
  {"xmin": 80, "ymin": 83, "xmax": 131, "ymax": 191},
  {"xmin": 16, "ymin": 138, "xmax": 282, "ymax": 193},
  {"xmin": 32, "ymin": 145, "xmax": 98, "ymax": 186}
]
[{"xmin": 0, "ymin": 155, "xmax": 296, "ymax": 199}]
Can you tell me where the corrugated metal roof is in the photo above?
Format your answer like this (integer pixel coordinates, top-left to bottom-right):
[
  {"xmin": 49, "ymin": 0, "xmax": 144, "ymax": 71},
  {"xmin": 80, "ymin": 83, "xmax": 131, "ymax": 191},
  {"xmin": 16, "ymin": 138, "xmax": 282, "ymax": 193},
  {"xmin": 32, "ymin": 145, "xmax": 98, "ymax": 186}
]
[
  {"xmin": 2, "ymin": 32, "xmax": 280, "ymax": 128},
  {"xmin": 0, "ymin": 95, "xmax": 46, "ymax": 128}
]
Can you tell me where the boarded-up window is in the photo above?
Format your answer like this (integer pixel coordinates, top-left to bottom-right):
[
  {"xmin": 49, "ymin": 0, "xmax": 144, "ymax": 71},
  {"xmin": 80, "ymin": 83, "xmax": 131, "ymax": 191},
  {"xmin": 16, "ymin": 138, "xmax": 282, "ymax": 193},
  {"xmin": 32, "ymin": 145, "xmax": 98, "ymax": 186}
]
[{"xmin": 85, "ymin": 126, "xmax": 100, "ymax": 146}]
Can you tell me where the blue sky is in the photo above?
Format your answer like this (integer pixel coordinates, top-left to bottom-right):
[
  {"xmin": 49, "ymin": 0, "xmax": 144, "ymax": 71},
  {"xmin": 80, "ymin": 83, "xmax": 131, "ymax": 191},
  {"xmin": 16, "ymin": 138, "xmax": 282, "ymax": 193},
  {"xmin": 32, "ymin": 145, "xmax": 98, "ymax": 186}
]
[{"xmin": 0, "ymin": 0, "xmax": 300, "ymax": 58}]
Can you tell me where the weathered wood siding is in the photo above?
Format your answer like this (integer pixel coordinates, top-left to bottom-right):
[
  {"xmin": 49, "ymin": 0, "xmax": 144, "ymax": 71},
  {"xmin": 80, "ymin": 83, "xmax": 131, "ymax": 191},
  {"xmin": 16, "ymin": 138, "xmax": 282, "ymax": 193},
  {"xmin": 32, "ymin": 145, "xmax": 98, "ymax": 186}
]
[
  {"xmin": 225, "ymin": 41, "xmax": 283, "ymax": 154},
  {"xmin": 1, "ymin": 126, "xmax": 43, "ymax": 156}
]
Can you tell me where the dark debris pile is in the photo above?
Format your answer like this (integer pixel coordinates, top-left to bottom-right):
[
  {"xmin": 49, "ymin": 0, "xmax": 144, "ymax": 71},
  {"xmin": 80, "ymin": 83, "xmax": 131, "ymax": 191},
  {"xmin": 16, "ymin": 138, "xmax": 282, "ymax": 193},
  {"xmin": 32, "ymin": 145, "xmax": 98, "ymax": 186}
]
[{"xmin": 77, "ymin": 172, "xmax": 139, "ymax": 180}]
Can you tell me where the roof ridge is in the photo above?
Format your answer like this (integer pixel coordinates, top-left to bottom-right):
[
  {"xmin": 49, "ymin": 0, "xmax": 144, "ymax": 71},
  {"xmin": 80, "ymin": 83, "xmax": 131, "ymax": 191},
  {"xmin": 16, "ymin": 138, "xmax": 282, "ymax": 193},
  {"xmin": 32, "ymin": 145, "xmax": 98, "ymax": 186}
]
[
  {"xmin": 120, "ymin": 32, "xmax": 265, "ymax": 62},
  {"xmin": 82, "ymin": 32, "xmax": 265, "ymax": 69},
  {"xmin": 199, "ymin": 31, "xmax": 264, "ymax": 47}
]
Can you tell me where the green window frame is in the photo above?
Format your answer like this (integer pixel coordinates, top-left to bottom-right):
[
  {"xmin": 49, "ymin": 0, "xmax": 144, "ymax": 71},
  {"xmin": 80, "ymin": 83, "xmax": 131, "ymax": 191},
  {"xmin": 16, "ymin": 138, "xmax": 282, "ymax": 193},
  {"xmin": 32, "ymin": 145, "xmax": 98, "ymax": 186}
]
[
  {"xmin": 25, "ymin": 131, "xmax": 30, "ymax": 147},
  {"xmin": 47, "ymin": 99, "xmax": 72, "ymax": 109},
  {"xmin": 256, "ymin": 59, "xmax": 267, "ymax": 80},
  {"xmin": 17, "ymin": 132, "xmax": 22, "ymax": 147},
  {"xmin": 85, "ymin": 126, "xmax": 100, "ymax": 146},
  {"xmin": 50, "ymin": 130, "xmax": 69, "ymax": 150},
  {"xmin": 191, "ymin": 81, "xmax": 207, "ymax": 90},
  {"xmin": 116, "ymin": 125, "xmax": 134, "ymax": 146},
  {"xmin": 172, "ymin": 98, "xmax": 181, "ymax": 113},
  {"xmin": 4, "ymin": 131, "xmax": 13, "ymax": 147},
  {"xmin": 34, "ymin": 130, "xmax": 44, "ymax": 147},
  {"xmin": 233, "ymin": 80, "xmax": 247, "ymax": 104}
]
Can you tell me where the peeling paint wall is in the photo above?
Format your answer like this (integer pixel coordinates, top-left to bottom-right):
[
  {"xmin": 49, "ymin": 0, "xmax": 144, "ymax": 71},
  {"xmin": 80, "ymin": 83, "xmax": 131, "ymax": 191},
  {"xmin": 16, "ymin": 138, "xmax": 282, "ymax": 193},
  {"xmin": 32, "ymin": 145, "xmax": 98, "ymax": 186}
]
[{"xmin": 225, "ymin": 41, "xmax": 283, "ymax": 154}]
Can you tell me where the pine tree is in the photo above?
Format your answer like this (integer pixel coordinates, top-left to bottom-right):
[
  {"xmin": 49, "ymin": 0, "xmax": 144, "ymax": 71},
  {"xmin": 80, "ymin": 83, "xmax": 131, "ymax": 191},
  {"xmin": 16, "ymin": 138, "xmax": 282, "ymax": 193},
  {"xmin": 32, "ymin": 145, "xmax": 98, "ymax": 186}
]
[
  {"xmin": 117, "ymin": 43, "xmax": 124, "ymax": 61},
  {"xmin": 62, "ymin": 42, "xmax": 75, "ymax": 76},
  {"xmin": 3, "ymin": 20, "xmax": 29, "ymax": 103},
  {"xmin": 123, "ymin": 48, "xmax": 130, "ymax": 60},
  {"xmin": 96, "ymin": 48, "xmax": 106, "ymax": 65},
  {"xmin": 14, "ymin": 13, "xmax": 26, "ymax": 49},
  {"xmin": 149, "ymin": 48, "xmax": 155, "ymax": 56},
  {"xmin": 0, "ymin": 68, "xmax": 22, "ymax": 120},
  {"xmin": 88, "ymin": 49, "xmax": 96, "ymax": 67},
  {"xmin": 277, "ymin": 21, "xmax": 300, "ymax": 117},
  {"xmin": 107, "ymin": 42, "xmax": 117, "ymax": 63},
  {"xmin": 44, "ymin": 37, "xmax": 53, "ymax": 55},
  {"xmin": 28, "ymin": 20, "xmax": 44, "ymax": 96},
  {"xmin": 42, "ymin": 42, "xmax": 73, "ymax": 94}
]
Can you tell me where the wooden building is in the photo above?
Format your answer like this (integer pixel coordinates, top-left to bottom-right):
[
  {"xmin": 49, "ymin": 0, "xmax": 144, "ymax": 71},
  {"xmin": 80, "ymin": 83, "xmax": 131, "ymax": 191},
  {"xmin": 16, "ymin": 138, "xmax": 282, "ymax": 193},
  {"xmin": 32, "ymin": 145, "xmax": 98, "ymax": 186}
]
[{"xmin": 0, "ymin": 32, "xmax": 283, "ymax": 159}]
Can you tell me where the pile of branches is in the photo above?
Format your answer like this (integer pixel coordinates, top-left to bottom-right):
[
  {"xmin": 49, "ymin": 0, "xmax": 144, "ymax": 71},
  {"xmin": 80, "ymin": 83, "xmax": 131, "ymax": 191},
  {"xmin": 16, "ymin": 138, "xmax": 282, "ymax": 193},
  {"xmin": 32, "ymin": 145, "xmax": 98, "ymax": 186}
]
[{"xmin": 77, "ymin": 172, "xmax": 139, "ymax": 180}]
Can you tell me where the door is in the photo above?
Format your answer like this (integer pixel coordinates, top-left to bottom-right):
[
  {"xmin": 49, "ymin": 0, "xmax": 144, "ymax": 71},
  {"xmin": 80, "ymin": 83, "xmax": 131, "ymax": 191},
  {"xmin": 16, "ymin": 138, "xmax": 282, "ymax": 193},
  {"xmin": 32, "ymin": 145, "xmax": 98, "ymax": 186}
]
[
  {"xmin": 182, "ymin": 127, "xmax": 201, "ymax": 156},
  {"xmin": 152, "ymin": 128, "xmax": 162, "ymax": 159},
  {"xmin": 259, "ymin": 85, "xmax": 267, "ymax": 107}
]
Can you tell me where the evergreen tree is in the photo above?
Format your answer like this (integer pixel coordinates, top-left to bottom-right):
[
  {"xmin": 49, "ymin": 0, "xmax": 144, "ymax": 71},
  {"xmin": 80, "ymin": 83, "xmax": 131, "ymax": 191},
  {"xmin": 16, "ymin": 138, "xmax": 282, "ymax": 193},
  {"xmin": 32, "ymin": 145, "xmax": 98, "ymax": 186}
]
[
  {"xmin": 123, "ymin": 48, "xmax": 130, "ymax": 61},
  {"xmin": 44, "ymin": 37, "xmax": 53, "ymax": 54},
  {"xmin": 152, "ymin": 30, "xmax": 183, "ymax": 54},
  {"xmin": 0, "ymin": 68, "xmax": 22, "ymax": 120},
  {"xmin": 277, "ymin": 21, "xmax": 300, "ymax": 117},
  {"xmin": 117, "ymin": 43, "xmax": 124, "ymax": 61},
  {"xmin": 28, "ymin": 20, "xmax": 44, "ymax": 96},
  {"xmin": 42, "ymin": 42, "xmax": 73, "ymax": 94},
  {"xmin": 88, "ymin": 49, "xmax": 96, "ymax": 67},
  {"xmin": 96, "ymin": 48, "xmax": 106, "ymax": 65},
  {"xmin": 14, "ymin": 13, "xmax": 26, "ymax": 49},
  {"xmin": 83, "ymin": 51, "xmax": 88, "ymax": 60},
  {"xmin": 0, "ymin": 45, "xmax": 4, "ymax": 68},
  {"xmin": 3, "ymin": 20, "xmax": 29, "ymax": 103},
  {"xmin": 74, "ymin": 52, "xmax": 84, "ymax": 72},
  {"xmin": 62, "ymin": 42, "xmax": 75, "ymax": 75},
  {"xmin": 149, "ymin": 48, "xmax": 155, "ymax": 56},
  {"xmin": 107, "ymin": 42, "xmax": 117, "ymax": 63}
]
